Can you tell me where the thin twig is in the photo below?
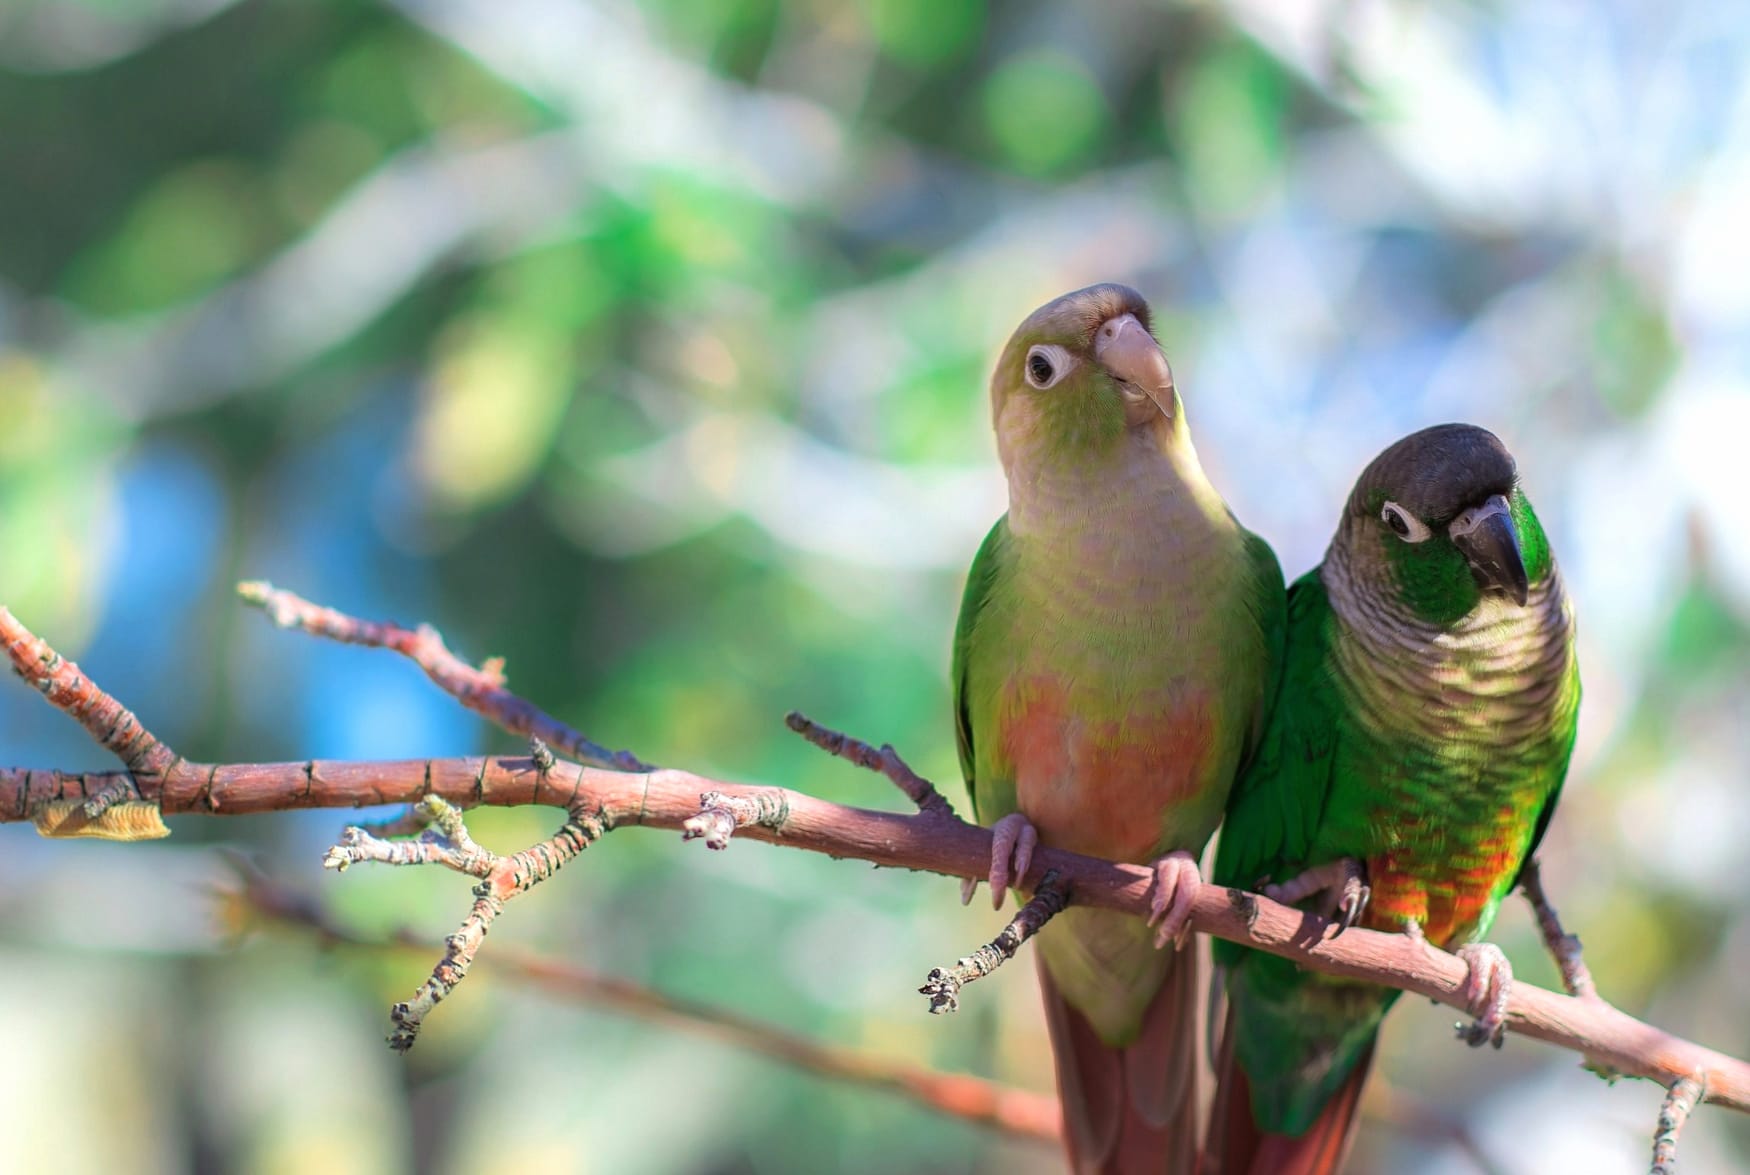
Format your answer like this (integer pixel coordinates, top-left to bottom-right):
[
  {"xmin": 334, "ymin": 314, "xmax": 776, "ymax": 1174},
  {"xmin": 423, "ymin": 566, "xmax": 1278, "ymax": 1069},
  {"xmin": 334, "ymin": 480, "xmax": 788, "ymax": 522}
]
[
  {"xmin": 921, "ymin": 872, "xmax": 1069, "ymax": 1014},
  {"xmin": 224, "ymin": 860, "xmax": 1060, "ymax": 1143},
  {"xmin": 1519, "ymin": 858, "xmax": 1624, "ymax": 1078},
  {"xmin": 1520, "ymin": 858, "xmax": 1598, "ymax": 1001},
  {"xmin": 1651, "ymin": 1073, "xmax": 1707, "ymax": 1175},
  {"xmin": 0, "ymin": 604, "xmax": 178, "ymax": 779},
  {"xmin": 1520, "ymin": 856, "xmax": 1622, "ymax": 1078},
  {"xmin": 237, "ymin": 581, "xmax": 650, "ymax": 772},
  {"xmin": 786, "ymin": 710, "xmax": 955, "ymax": 818}
]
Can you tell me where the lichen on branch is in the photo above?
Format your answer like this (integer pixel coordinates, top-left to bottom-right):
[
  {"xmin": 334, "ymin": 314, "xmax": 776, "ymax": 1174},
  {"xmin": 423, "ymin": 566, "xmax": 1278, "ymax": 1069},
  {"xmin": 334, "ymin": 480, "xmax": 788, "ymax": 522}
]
[
  {"xmin": 322, "ymin": 782, "xmax": 608, "ymax": 1052},
  {"xmin": 920, "ymin": 871, "xmax": 1069, "ymax": 1014}
]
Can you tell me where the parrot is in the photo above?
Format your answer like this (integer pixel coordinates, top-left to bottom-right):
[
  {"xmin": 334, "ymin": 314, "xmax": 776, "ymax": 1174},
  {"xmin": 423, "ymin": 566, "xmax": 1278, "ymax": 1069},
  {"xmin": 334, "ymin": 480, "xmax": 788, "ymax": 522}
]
[
  {"xmin": 951, "ymin": 283, "xmax": 1286, "ymax": 1172},
  {"xmin": 1205, "ymin": 423, "xmax": 1581, "ymax": 1175}
]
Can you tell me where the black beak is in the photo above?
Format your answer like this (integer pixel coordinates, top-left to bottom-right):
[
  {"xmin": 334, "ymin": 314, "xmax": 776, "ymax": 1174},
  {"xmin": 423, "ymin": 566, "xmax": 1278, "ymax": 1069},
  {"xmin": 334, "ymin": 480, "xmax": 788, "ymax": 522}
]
[{"xmin": 1450, "ymin": 495, "xmax": 1529, "ymax": 606}]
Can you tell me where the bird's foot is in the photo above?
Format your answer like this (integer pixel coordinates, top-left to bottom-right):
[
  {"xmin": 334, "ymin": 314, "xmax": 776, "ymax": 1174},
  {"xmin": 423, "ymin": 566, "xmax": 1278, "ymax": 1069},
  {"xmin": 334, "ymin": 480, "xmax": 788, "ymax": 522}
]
[
  {"xmin": 960, "ymin": 813, "xmax": 1038, "ymax": 911},
  {"xmin": 1264, "ymin": 858, "xmax": 1370, "ymax": 937},
  {"xmin": 1146, "ymin": 850, "xmax": 1203, "ymax": 950},
  {"xmin": 1455, "ymin": 942, "xmax": 1513, "ymax": 1049}
]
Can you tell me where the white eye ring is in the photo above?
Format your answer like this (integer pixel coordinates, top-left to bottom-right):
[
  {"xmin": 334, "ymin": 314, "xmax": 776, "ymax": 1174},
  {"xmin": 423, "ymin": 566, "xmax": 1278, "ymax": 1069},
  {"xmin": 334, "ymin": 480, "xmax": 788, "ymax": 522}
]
[
  {"xmin": 1381, "ymin": 501, "xmax": 1432, "ymax": 543},
  {"xmin": 1024, "ymin": 344, "xmax": 1073, "ymax": 390}
]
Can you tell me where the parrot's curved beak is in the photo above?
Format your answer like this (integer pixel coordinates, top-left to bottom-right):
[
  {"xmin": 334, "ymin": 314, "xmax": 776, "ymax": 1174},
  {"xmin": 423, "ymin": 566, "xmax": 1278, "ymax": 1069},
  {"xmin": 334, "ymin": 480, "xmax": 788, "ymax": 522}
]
[
  {"xmin": 1450, "ymin": 494, "xmax": 1529, "ymax": 606},
  {"xmin": 1094, "ymin": 313, "xmax": 1175, "ymax": 416}
]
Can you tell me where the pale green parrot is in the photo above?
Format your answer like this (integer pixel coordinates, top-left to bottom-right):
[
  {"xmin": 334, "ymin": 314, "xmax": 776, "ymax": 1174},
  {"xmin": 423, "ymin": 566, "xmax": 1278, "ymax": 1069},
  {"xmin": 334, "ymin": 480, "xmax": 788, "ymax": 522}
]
[{"xmin": 953, "ymin": 284, "xmax": 1285, "ymax": 1172}]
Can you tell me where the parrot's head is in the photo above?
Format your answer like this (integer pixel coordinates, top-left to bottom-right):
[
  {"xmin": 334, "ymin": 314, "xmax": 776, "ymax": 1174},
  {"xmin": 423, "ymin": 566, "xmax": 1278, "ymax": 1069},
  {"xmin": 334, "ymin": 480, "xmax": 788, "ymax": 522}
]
[
  {"xmin": 1338, "ymin": 423, "xmax": 1554, "ymax": 626},
  {"xmin": 988, "ymin": 283, "xmax": 1182, "ymax": 472}
]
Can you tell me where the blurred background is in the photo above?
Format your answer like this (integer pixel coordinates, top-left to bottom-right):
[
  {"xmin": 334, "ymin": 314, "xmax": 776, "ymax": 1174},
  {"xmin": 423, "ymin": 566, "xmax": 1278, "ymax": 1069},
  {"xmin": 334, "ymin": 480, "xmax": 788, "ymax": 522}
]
[{"xmin": 2, "ymin": 0, "xmax": 1748, "ymax": 1171}]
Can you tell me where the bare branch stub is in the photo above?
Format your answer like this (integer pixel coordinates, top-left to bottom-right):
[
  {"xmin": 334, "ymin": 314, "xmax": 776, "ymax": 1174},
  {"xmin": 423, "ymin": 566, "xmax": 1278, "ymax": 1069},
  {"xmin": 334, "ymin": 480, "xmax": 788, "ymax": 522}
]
[
  {"xmin": 681, "ymin": 789, "xmax": 789, "ymax": 850},
  {"xmin": 921, "ymin": 871, "xmax": 1070, "ymax": 1014},
  {"xmin": 528, "ymin": 736, "xmax": 557, "ymax": 774},
  {"xmin": 238, "ymin": 580, "xmax": 650, "ymax": 773},
  {"xmin": 353, "ymin": 739, "xmax": 563, "ymax": 842},
  {"xmin": 786, "ymin": 710, "xmax": 956, "ymax": 819},
  {"xmin": 1651, "ymin": 1073, "xmax": 1707, "ymax": 1175}
]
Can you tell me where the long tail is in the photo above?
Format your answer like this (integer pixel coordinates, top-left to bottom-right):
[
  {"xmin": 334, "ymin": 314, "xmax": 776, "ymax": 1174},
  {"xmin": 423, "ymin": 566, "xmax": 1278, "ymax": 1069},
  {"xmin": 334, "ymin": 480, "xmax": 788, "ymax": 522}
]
[
  {"xmin": 1037, "ymin": 953, "xmax": 1199, "ymax": 1174},
  {"xmin": 1205, "ymin": 1004, "xmax": 1374, "ymax": 1175}
]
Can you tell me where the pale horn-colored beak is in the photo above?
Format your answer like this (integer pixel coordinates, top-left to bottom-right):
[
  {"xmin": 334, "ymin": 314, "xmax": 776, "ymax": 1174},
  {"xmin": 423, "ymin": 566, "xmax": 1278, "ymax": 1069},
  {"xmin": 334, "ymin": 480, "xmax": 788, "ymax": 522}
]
[{"xmin": 1094, "ymin": 313, "xmax": 1175, "ymax": 415}]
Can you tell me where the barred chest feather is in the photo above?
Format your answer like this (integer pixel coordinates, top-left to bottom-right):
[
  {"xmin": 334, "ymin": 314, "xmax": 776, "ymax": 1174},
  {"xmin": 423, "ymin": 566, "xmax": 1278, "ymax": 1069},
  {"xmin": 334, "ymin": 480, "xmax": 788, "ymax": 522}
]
[{"xmin": 1317, "ymin": 550, "xmax": 1578, "ymax": 946}]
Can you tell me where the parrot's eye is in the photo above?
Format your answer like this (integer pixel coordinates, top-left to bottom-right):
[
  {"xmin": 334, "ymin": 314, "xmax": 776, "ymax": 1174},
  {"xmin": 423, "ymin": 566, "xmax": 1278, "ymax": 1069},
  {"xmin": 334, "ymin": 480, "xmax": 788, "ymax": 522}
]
[
  {"xmin": 1380, "ymin": 501, "xmax": 1432, "ymax": 543},
  {"xmin": 1024, "ymin": 344, "xmax": 1071, "ymax": 390}
]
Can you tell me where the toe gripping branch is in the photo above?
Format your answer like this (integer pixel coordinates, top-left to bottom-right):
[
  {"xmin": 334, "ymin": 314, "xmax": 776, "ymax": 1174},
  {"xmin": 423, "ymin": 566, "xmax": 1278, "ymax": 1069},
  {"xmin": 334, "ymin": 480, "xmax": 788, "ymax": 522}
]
[
  {"xmin": 1263, "ymin": 857, "xmax": 1370, "ymax": 938},
  {"xmin": 323, "ymin": 739, "xmax": 606, "ymax": 1053},
  {"xmin": 1453, "ymin": 943, "xmax": 1513, "ymax": 1050}
]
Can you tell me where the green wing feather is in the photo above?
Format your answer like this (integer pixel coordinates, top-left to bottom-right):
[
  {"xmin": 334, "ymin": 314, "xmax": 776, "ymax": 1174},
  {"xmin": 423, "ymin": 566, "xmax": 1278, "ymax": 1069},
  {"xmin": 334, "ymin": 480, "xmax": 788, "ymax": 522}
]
[{"xmin": 952, "ymin": 516, "xmax": 1012, "ymax": 821}]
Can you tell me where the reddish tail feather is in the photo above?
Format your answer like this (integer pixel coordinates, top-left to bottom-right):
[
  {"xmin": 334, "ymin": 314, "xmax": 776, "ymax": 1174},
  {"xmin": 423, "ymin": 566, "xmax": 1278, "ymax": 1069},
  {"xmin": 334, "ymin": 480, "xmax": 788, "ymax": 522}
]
[
  {"xmin": 1037, "ymin": 954, "xmax": 1200, "ymax": 1174},
  {"xmin": 1205, "ymin": 1005, "xmax": 1374, "ymax": 1175}
]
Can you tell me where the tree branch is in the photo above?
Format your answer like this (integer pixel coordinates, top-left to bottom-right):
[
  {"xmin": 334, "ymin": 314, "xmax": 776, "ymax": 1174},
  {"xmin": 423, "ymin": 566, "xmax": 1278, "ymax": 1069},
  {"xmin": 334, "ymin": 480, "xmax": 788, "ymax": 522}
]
[
  {"xmin": 6, "ymin": 594, "xmax": 1749, "ymax": 1150},
  {"xmin": 223, "ymin": 859, "xmax": 1061, "ymax": 1143}
]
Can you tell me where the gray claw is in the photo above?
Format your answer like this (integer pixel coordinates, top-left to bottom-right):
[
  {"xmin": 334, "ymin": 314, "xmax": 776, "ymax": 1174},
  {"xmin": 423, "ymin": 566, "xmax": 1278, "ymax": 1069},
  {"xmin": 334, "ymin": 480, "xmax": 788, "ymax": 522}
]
[{"xmin": 1332, "ymin": 882, "xmax": 1371, "ymax": 938}]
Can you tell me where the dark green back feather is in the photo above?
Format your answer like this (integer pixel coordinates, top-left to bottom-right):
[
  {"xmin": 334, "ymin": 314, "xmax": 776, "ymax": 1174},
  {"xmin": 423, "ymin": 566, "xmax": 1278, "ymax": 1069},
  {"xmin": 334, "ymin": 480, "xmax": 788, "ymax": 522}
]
[{"xmin": 1212, "ymin": 569, "xmax": 1337, "ymax": 932}]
